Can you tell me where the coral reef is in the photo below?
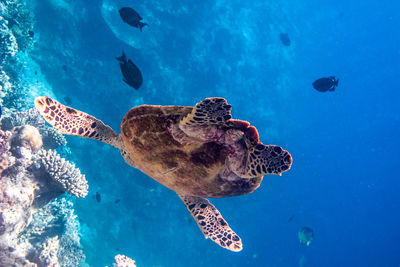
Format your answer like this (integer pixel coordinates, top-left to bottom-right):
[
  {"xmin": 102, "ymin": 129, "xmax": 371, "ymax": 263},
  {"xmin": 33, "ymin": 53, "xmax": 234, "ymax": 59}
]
[
  {"xmin": 0, "ymin": 129, "xmax": 13, "ymax": 174},
  {"xmin": 21, "ymin": 198, "xmax": 85, "ymax": 267},
  {"xmin": 0, "ymin": 14, "xmax": 18, "ymax": 66},
  {"xmin": 0, "ymin": 0, "xmax": 35, "ymax": 109},
  {"xmin": 0, "ymin": 125, "xmax": 87, "ymax": 266},
  {"xmin": 108, "ymin": 254, "xmax": 137, "ymax": 267},
  {"xmin": 35, "ymin": 149, "xmax": 88, "ymax": 198},
  {"xmin": 0, "ymin": 0, "xmax": 34, "ymax": 54},
  {"xmin": 33, "ymin": 236, "xmax": 60, "ymax": 267},
  {"xmin": 1, "ymin": 108, "xmax": 67, "ymax": 149}
]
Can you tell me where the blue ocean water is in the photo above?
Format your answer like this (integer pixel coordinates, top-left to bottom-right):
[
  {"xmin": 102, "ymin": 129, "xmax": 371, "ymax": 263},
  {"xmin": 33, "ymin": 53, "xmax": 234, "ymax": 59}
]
[{"xmin": 7, "ymin": 0, "xmax": 400, "ymax": 266}]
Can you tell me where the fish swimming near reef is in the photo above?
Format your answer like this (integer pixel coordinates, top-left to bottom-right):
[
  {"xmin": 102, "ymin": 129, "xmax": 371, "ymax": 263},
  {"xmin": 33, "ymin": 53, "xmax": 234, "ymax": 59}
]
[
  {"xmin": 298, "ymin": 227, "xmax": 314, "ymax": 246},
  {"xmin": 280, "ymin": 33, "xmax": 291, "ymax": 46},
  {"xmin": 116, "ymin": 52, "xmax": 143, "ymax": 90},
  {"xmin": 96, "ymin": 192, "xmax": 101, "ymax": 203},
  {"xmin": 312, "ymin": 76, "xmax": 339, "ymax": 92},
  {"xmin": 119, "ymin": 7, "xmax": 148, "ymax": 32}
]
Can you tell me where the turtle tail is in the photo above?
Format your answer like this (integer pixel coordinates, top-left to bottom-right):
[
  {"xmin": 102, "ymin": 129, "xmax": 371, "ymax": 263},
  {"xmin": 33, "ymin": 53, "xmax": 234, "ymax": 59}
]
[{"xmin": 34, "ymin": 96, "xmax": 124, "ymax": 150}]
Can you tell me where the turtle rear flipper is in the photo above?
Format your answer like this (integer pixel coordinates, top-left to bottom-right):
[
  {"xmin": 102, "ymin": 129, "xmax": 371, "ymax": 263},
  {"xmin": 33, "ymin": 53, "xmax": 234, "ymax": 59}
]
[
  {"xmin": 179, "ymin": 194, "xmax": 242, "ymax": 252},
  {"xmin": 180, "ymin": 97, "xmax": 232, "ymax": 128},
  {"xmin": 245, "ymin": 144, "xmax": 292, "ymax": 177},
  {"xmin": 34, "ymin": 96, "xmax": 124, "ymax": 150}
]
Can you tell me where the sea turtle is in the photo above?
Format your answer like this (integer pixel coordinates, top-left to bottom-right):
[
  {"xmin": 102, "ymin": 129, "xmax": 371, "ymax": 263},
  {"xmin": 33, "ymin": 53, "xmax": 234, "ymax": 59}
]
[{"xmin": 34, "ymin": 96, "xmax": 292, "ymax": 252}]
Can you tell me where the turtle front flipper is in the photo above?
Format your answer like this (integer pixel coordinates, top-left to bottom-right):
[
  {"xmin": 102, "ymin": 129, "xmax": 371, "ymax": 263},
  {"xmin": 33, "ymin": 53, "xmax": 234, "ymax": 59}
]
[
  {"xmin": 178, "ymin": 194, "xmax": 242, "ymax": 252},
  {"xmin": 34, "ymin": 96, "xmax": 123, "ymax": 150},
  {"xmin": 180, "ymin": 97, "xmax": 232, "ymax": 128},
  {"xmin": 244, "ymin": 144, "xmax": 292, "ymax": 178}
]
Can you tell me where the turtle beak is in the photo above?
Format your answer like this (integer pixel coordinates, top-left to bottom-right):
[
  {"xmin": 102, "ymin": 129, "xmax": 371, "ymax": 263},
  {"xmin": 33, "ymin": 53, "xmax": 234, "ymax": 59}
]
[{"xmin": 34, "ymin": 96, "xmax": 46, "ymax": 111}]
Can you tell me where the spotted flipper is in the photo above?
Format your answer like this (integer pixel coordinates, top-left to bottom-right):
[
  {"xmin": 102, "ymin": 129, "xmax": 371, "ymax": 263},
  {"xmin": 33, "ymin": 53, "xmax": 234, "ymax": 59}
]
[
  {"xmin": 246, "ymin": 144, "xmax": 292, "ymax": 177},
  {"xmin": 179, "ymin": 194, "xmax": 242, "ymax": 252},
  {"xmin": 34, "ymin": 96, "xmax": 123, "ymax": 149},
  {"xmin": 180, "ymin": 97, "xmax": 232, "ymax": 127}
]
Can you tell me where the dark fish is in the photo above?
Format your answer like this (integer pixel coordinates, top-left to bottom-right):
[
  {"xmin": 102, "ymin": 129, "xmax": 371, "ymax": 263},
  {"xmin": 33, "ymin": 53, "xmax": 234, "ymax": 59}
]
[
  {"xmin": 115, "ymin": 199, "xmax": 121, "ymax": 204},
  {"xmin": 62, "ymin": 65, "xmax": 68, "ymax": 72},
  {"xmin": 0, "ymin": 105, "xmax": 2, "ymax": 119},
  {"xmin": 28, "ymin": 30, "xmax": 34, "ymax": 38},
  {"xmin": 288, "ymin": 215, "xmax": 295, "ymax": 222},
  {"xmin": 116, "ymin": 52, "xmax": 143, "ymax": 90},
  {"xmin": 312, "ymin": 76, "xmax": 338, "ymax": 92},
  {"xmin": 64, "ymin": 96, "xmax": 72, "ymax": 105},
  {"xmin": 280, "ymin": 33, "xmax": 291, "ymax": 46},
  {"xmin": 96, "ymin": 192, "xmax": 101, "ymax": 203},
  {"xmin": 119, "ymin": 7, "xmax": 148, "ymax": 32},
  {"xmin": 34, "ymin": 70, "xmax": 37, "ymax": 75}
]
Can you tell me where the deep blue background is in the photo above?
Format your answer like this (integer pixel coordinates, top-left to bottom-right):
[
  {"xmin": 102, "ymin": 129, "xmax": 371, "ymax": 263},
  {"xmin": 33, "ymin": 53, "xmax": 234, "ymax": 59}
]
[{"xmin": 27, "ymin": 0, "xmax": 400, "ymax": 266}]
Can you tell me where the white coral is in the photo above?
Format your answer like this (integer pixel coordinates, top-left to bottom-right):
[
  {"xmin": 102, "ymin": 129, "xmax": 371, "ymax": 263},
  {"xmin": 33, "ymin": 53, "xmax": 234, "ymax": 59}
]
[
  {"xmin": 111, "ymin": 255, "xmax": 137, "ymax": 267},
  {"xmin": 36, "ymin": 150, "xmax": 88, "ymax": 198},
  {"xmin": 36, "ymin": 236, "xmax": 60, "ymax": 267}
]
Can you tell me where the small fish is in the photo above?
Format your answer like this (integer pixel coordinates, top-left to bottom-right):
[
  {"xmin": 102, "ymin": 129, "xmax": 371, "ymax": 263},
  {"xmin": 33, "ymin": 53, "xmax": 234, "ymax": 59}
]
[
  {"xmin": 288, "ymin": 215, "xmax": 295, "ymax": 222},
  {"xmin": 28, "ymin": 30, "xmax": 34, "ymax": 38},
  {"xmin": 96, "ymin": 192, "xmax": 101, "ymax": 203},
  {"xmin": 119, "ymin": 7, "xmax": 148, "ymax": 32},
  {"xmin": 115, "ymin": 199, "xmax": 121, "ymax": 204},
  {"xmin": 312, "ymin": 76, "xmax": 338, "ymax": 92},
  {"xmin": 116, "ymin": 52, "xmax": 143, "ymax": 90},
  {"xmin": 298, "ymin": 227, "xmax": 314, "ymax": 246},
  {"xmin": 0, "ymin": 105, "xmax": 2, "ymax": 119},
  {"xmin": 280, "ymin": 33, "xmax": 291, "ymax": 46}
]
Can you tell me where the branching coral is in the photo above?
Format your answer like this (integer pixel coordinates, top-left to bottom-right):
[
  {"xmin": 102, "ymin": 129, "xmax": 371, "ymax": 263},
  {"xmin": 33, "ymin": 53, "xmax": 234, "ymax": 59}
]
[
  {"xmin": 22, "ymin": 197, "xmax": 85, "ymax": 267},
  {"xmin": 108, "ymin": 254, "xmax": 137, "ymax": 267},
  {"xmin": 35, "ymin": 236, "xmax": 60, "ymax": 267},
  {"xmin": 35, "ymin": 149, "xmax": 88, "ymax": 198}
]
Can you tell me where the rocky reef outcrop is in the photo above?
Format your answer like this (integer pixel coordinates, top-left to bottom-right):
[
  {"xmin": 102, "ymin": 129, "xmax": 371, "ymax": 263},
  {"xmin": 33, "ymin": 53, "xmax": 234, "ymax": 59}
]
[{"xmin": 0, "ymin": 124, "xmax": 87, "ymax": 266}]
